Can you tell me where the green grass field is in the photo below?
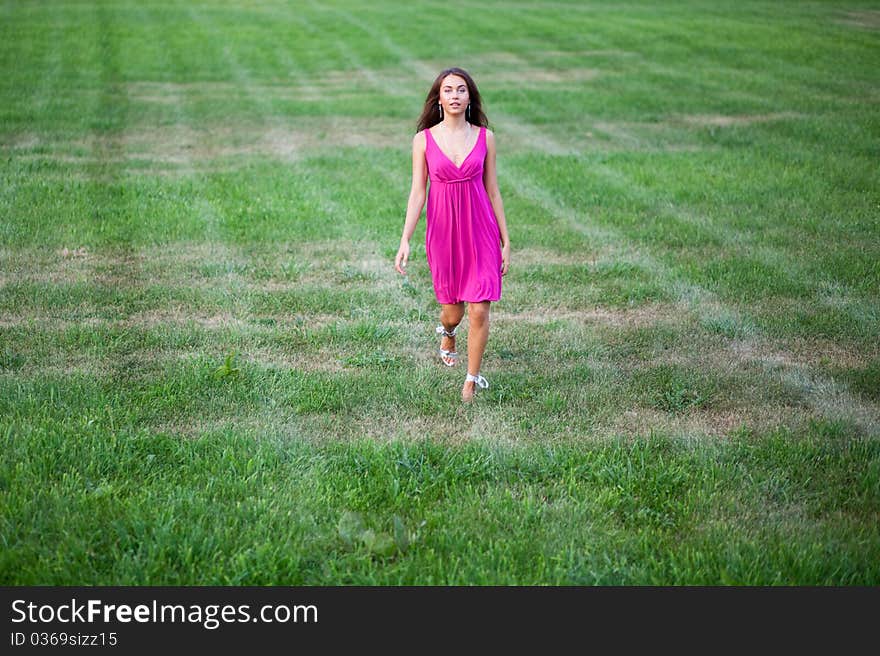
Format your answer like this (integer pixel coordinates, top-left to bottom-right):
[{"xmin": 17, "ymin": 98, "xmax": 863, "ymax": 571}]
[{"xmin": 1, "ymin": 0, "xmax": 879, "ymax": 584}]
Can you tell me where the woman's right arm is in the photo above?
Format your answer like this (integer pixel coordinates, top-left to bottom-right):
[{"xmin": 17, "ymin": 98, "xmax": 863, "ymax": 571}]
[{"xmin": 395, "ymin": 132, "xmax": 428, "ymax": 275}]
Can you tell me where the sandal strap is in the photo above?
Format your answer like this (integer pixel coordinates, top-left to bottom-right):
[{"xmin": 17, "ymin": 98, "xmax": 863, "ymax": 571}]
[
  {"xmin": 465, "ymin": 373, "xmax": 489, "ymax": 389},
  {"xmin": 440, "ymin": 349, "xmax": 458, "ymax": 357},
  {"xmin": 436, "ymin": 324, "xmax": 459, "ymax": 337}
]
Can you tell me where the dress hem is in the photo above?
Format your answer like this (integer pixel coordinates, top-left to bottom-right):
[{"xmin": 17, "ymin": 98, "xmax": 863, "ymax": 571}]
[{"xmin": 435, "ymin": 296, "xmax": 501, "ymax": 304}]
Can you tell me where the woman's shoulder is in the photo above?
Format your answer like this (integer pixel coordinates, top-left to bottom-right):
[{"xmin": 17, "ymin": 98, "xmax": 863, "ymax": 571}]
[
  {"xmin": 412, "ymin": 130, "xmax": 428, "ymax": 150},
  {"xmin": 483, "ymin": 126, "xmax": 496, "ymax": 149}
]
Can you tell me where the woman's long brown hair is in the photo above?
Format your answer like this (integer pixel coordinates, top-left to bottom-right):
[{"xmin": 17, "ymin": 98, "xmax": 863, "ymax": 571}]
[{"xmin": 416, "ymin": 67, "xmax": 489, "ymax": 133}]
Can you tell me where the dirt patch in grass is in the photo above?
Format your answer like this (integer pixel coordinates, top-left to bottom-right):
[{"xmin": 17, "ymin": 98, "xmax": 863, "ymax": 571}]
[
  {"xmin": 338, "ymin": 407, "xmax": 541, "ymax": 446},
  {"xmin": 413, "ymin": 52, "xmax": 528, "ymax": 73},
  {"xmin": 604, "ymin": 403, "xmax": 816, "ymax": 439},
  {"xmin": 0, "ymin": 310, "xmax": 345, "ymax": 335},
  {"xmin": 728, "ymin": 336, "xmax": 876, "ymax": 370},
  {"xmin": 493, "ymin": 303, "xmax": 681, "ymax": 328},
  {"xmin": 125, "ymin": 310, "xmax": 246, "ymax": 330},
  {"xmin": 540, "ymin": 49, "xmax": 639, "ymax": 58},
  {"xmin": 58, "ymin": 247, "xmax": 90, "ymax": 259},
  {"xmin": 415, "ymin": 52, "xmax": 608, "ymax": 84},
  {"xmin": 835, "ymin": 10, "xmax": 880, "ymax": 30},
  {"xmin": 727, "ymin": 338, "xmax": 793, "ymax": 367},
  {"xmin": 490, "ymin": 68, "xmax": 600, "ymax": 84},
  {"xmin": 125, "ymin": 80, "xmax": 329, "ymax": 102},
  {"xmin": 4, "ymin": 241, "xmax": 397, "ymax": 294},
  {"xmin": 8, "ymin": 116, "xmax": 410, "ymax": 171},
  {"xmin": 513, "ymin": 246, "xmax": 613, "ymax": 266},
  {"xmin": 793, "ymin": 336, "xmax": 880, "ymax": 369},
  {"xmin": 259, "ymin": 118, "xmax": 409, "ymax": 160},
  {"xmin": 2, "ymin": 356, "xmax": 111, "ymax": 380},
  {"xmin": 726, "ymin": 337, "xmax": 880, "ymax": 436},
  {"xmin": 240, "ymin": 346, "xmax": 347, "ymax": 373},
  {"xmin": 2, "ymin": 133, "xmax": 42, "ymax": 149},
  {"xmin": 2, "ymin": 247, "xmax": 148, "ymax": 286},
  {"xmin": 473, "ymin": 51, "xmax": 530, "ymax": 66},
  {"xmin": 777, "ymin": 366, "xmax": 880, "ymax": 436},
  {"xmin": 340, "ymin": 413, "xmax": 467, "ymax": 442},
  {"xmin": 139, "ymin": 242, "xmax": 252, "ymax": 269}
]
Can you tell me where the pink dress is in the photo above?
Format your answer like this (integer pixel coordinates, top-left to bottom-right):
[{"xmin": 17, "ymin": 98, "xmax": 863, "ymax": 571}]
[{"xmin": 424, "ymin": 125, "xmax": 502, "ymax": 304}]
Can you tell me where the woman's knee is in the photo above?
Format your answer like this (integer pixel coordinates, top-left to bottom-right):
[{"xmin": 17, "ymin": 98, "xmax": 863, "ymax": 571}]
[
  {"xmin": 468, "ymin": 302, "xmax": 490, "ymax": 326},
  {"xmin": 442, "ymin": 303, "xmax": 465, "ymax": 324}
]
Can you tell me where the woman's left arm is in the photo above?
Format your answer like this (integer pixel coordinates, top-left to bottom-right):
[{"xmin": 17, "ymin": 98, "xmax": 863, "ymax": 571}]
[{"xmin": 483, "ymin": 129, "xmax": 510, "ymax": 276}]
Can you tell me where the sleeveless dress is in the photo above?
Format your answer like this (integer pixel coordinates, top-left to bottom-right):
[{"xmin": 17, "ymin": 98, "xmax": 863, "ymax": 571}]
[{"xmin": 424, "ymin": 125, "xmax": 502, "ymax": 304}]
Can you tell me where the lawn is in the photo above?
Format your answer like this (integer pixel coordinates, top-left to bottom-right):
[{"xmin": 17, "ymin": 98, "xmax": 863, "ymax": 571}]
[{"xmin": 1, "ymin": 0, "xmax": 878, "ymax": 584}]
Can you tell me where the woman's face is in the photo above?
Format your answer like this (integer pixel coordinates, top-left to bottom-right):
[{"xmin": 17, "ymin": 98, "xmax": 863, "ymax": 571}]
[{"xmin": 439, "ymin": 74, "xmax": 470, "ymax": 116}]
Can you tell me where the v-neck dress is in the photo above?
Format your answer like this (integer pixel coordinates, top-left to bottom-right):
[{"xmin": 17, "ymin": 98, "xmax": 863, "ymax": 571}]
[{"xmin": 423, "ymin": 125, "xmax": 502, "ymax": 305}]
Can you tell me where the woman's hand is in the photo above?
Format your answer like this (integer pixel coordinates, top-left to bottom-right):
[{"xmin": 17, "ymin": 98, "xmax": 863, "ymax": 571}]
[
  {"xmin": 395, "ymin": 241, "xmax": 410, "ymax": 275},
  {"xmin": 501, "ymin": 242, "xmax": 510, "ymax": 276}
]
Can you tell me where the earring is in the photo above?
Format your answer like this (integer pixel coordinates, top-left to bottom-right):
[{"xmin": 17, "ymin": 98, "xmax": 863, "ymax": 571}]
[
  {"xmin": 438, "ymin": 103, "xmax": 443, "ymax": 120},
  {"xmin": 466, "ymin": 104, "xmax": 471, "ymax": 121}
]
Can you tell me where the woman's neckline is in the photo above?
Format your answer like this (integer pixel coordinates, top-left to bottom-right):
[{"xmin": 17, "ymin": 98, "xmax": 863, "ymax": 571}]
[{"xmin": 428, "ymin": 124, "xmax": 482, "ymax": 169}]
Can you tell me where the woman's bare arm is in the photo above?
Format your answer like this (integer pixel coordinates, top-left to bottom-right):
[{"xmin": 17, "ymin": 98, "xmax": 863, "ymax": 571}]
[
  {"xmin": 483, "ymin": 129, "xmax": 510, "ymax": 275},
  {"xmin": 395, "ymin": 132, "xmax": 428, "ymax": 274}
]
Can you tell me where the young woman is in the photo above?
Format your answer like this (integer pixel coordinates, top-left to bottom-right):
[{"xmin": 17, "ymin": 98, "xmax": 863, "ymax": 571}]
[{"xmin": 394, "ymin": 67, "xmax": 511, "ymax": 402}]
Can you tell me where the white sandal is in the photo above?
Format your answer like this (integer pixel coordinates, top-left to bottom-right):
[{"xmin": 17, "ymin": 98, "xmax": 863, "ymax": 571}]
[
  {"xmin": 464, "ymin": 372, "xmax": 489, "ymax": 397},
  {"xmin": 466, "ymin": 372, "xmax": 488, "ymax": 388},
  {"xmin": 436, "ymin": 324, "xmax": 459, "ymax": 367}
]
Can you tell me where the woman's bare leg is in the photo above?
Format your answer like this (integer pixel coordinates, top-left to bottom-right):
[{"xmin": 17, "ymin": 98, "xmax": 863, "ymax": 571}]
[
  {"xmin": 462, "ymin": 301, "xmax": 490, "ymax": 401},
  {"xmin": 439, "ymin": 302, "xmax": 465, "ymax": 366}
]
